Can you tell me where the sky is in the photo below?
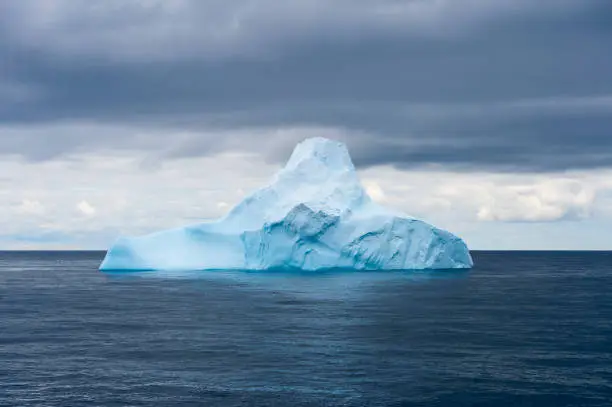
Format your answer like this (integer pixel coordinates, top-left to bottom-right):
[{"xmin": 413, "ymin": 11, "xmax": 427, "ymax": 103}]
[{"xmin": 1, "ymin": 0, "xmax": 612, "ymax": 250}]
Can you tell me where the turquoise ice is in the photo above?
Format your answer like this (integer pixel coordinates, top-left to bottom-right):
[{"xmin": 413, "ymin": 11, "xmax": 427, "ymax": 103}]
[{"xmin": 100, "ymin": 138, "xmax": 473, "ymax": 271}]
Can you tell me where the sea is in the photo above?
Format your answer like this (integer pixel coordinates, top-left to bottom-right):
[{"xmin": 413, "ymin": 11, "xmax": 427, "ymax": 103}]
[{"xmin": 1, "ymin": 251, "xmax": 611, "ymax": 407}]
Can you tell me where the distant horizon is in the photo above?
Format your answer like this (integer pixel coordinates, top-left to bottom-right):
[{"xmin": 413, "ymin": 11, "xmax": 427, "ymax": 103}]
[{"xmin": 4, "ymin": 248, "xmax": 612, "ymax": 253}]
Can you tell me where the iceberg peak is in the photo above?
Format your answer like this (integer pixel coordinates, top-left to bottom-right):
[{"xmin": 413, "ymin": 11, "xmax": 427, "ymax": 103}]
[
  {"xmin": 284, "ymin": 137, "xmax": 355, "ymax": 173},
  {"xmin": 100, "ymin": 137, "xmax": 473, "ymax": 271}
]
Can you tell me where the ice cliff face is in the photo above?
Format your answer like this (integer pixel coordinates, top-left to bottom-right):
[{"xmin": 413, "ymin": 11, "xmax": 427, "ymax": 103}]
[{"xmin": 100, "ymin": 138, "xmax": 473, "ymax": 271}]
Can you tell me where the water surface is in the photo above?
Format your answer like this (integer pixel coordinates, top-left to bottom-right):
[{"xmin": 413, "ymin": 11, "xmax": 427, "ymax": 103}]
[{"xmin": 1, "ymin": 251, "xmax": 611, "ymax": 406}]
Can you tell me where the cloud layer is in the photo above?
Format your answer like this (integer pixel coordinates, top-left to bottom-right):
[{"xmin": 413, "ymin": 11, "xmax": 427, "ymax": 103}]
[
  {"xmin": 1, "ymin": 1, "xmax": 612, "ymax": 248},
  {"xmin": 0, "ymin": 0, "xmax": 611, "ymax": 171},
  {"xmin": 6, "ymin": 149, "xmax": 612, "ymax": 249},
  {"xmin": 3, "ymin": 0, "xmax": 583, "ymax": 61}
]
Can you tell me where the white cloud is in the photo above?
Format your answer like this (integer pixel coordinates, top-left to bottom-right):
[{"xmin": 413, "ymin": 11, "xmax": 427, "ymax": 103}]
[
  {"xmin": 358, "ymin": 165, "xmax": 606, "ymax": 228},
  {"xmin": 15, "ymin": 199, "xmax": 45, "ymax": 215},
  {"xmin": 476, "ymin": 180, "xmax": 595, "ymax": 222},
  {"xmin": 76, "ymin": 200, "xmax": 96, "ymax": 216},
  {"xmin": 363, "ymin": 180, "xmax": 386, "ymax": 203}
]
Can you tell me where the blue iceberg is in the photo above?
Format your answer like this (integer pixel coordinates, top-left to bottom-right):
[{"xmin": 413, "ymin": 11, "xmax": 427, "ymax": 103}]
[{"xmin": 100, "ymin": 138, "xmax": 473, "ymax": 271}]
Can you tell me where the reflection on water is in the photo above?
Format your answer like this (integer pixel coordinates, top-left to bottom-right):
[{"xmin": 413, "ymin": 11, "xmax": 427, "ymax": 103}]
[
  {"xmin": 103, "ymin": 268, "xmax": 471, "ymax": 282},
  {"xmin": 103, "ymin": 268, "xmax": 471, "ymax": 299}
]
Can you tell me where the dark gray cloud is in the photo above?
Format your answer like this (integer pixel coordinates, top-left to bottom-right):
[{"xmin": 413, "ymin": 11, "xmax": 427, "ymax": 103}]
[{"xmin": 0, "ymin": 0, "xmax": 612, "ymax": 172}]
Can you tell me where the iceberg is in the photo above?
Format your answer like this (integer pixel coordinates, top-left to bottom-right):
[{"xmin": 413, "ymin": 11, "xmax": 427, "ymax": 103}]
[{"xmin": 100, "ymin": 138, "xmax": 473, "ymax": 271}]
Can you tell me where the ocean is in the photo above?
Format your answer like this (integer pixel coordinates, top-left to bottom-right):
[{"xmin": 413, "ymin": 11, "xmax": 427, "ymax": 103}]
[{"xmin": 1, "ymin": 251, "xmax": 611, "ymax": 406}]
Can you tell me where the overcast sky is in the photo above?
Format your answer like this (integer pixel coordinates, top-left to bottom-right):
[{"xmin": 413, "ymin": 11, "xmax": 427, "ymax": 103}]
[{"xmin": 2, "ymin": 0, "xmax": 612, "ymax": 249}]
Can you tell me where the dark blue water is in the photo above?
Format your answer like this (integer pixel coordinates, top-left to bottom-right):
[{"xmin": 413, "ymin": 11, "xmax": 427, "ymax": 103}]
[{"xmin": 1, "ymin": 251, "xmax": 611, "ymax": 406}]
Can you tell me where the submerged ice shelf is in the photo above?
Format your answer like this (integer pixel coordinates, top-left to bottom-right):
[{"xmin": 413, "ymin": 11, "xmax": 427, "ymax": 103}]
[{"xmin": 100, "ymin": 138, "xmax": 473, "ymax": 271}]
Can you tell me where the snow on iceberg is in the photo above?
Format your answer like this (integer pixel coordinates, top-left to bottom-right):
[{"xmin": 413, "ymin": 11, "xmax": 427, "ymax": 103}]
[{"xmin": 100, "ymin": 138, "xmax": 473, "ymax": 271}]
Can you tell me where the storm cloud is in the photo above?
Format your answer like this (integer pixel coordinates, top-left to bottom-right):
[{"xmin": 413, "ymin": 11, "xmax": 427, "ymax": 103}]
[{"xmin": 1, "ymin": 0, "xmax": 612, "ymax": 171}]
